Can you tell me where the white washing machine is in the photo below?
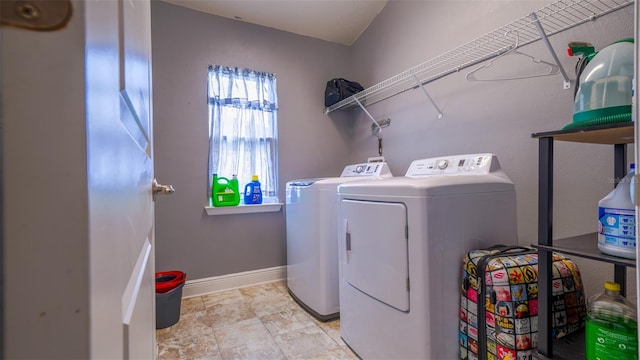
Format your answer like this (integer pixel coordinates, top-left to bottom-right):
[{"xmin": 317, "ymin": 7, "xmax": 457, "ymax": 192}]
[
  {"xmin": 286, "ymin": 162, "xmax": 392, "ymax": 321},
  {"xmin": 337, "ymin": 153, "xmax": 517, "ymax": 359}
]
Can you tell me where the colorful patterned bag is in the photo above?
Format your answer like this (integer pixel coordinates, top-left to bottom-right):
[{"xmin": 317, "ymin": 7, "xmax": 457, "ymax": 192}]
[{"xmin": 459, "ymin": 246, "xmax": 586, "ymax": 360}]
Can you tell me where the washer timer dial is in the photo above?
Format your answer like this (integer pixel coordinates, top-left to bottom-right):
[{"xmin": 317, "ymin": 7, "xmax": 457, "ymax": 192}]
[{"xmin": 437, "ymin": 160, "xmax": 449, "ymax": 170}]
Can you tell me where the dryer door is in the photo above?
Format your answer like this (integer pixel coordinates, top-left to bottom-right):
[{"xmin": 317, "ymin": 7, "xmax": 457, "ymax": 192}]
[{"xmin": 341, "ymin": 199, "xmax": 409, "ymax": 311}]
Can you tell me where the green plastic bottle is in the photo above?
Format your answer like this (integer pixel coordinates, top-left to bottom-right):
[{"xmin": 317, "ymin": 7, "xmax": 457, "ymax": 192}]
[
  {"xmin": 211, "ymin": 173, "xmax": 240, "ymax": 207},
  {"xmin": 585, "ymin": 281, "xmax": 638, "ymax": 360}
]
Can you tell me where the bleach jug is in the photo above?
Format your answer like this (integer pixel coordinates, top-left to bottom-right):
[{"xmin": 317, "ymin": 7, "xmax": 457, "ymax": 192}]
[
  {"xmin": 244, "ymin": 175, "xmax": 262, "ymax": 205},
  {"xmin": 598, "ymin": 163, "xmax": 636, "ymax": 259},
  {"xmin": 211, "ymin": 174, "xmax": 240, "ymax": 207},
  {"xmin": 585, "ymin": 281, "xmax": 638, "ymax": 360}
]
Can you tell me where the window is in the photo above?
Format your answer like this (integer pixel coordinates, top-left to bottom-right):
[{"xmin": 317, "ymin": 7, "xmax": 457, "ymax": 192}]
[{"xmin": 207, "ymin": 65, "xmax": 279, "ymax": 204}]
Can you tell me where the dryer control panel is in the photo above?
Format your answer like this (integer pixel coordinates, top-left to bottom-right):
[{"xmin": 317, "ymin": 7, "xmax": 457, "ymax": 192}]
[
  {"xmin": 406, "ymin": 153, "xmax": 497, "ymax": 177},
  {"xmin": 341, "ymin": 162, "xmax": 392, "ymax": 177}
]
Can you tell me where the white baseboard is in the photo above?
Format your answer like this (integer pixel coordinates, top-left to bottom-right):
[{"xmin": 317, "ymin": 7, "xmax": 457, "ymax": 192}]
[{"xmin": 181, "ymin": 266, "xmax": 287, "ymax": 298}]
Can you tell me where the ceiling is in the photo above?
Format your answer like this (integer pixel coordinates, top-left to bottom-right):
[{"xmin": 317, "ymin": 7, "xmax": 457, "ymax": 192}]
[{"xmin": 160, "ymin": 0, "xmax": 388, "ymax": 45}]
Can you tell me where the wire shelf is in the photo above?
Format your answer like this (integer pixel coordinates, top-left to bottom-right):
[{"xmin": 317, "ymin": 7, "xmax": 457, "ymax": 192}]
[{"xmin": 324, "ymin": 0, "xmax": 633, "ymax": 114}]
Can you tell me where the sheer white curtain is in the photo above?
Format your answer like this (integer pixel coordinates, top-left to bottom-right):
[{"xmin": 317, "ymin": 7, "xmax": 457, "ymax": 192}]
[{"xmin": 207, "ymin": 65, "xmax": 278, "ymax": 203}]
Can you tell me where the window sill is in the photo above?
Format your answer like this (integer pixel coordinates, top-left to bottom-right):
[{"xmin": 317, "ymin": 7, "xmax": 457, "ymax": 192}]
[{"xmin": 204, "ymin": 203, "xmax": 283, "ymax": 216}]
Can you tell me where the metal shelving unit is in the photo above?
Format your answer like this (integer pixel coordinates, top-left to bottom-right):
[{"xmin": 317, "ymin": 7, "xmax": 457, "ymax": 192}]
[
  {"xmin": 324, "ymin": 0, "xmax": 633, "ymax": 115},
  {"xmin": 531, "ymin": 122, "xmax": 636, "ymax": 359}
]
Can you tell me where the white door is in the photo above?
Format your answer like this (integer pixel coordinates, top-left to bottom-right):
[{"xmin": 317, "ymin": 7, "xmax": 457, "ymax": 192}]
[
  {"xmin": 2, "ymin": 0, "xmax": 161, "ymax": 358},
  {"xmin": 87, "ymin": 0, "xmax": 158, "ymax": 358}
]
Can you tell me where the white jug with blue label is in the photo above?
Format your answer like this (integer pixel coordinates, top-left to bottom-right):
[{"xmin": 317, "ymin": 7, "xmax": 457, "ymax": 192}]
[{"xmin": 598, "ymin": 163, "xmax": 636, "ymax": 259}]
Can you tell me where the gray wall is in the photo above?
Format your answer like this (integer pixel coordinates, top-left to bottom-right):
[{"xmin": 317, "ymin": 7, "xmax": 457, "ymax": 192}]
[
  {"xmin": 3, "ymin": 0, "xmax": 90, "ymax": 356},
  {"xmin": 153, "ymin": 0, "xmax": 637, "ymax": 300},
  {"xmin": 346, "ymin": 1, "xmax": 635, "ymax": 299},
  {"xmin": 152, "ymin": 1, "xmax": 352, "ymax": 279}
]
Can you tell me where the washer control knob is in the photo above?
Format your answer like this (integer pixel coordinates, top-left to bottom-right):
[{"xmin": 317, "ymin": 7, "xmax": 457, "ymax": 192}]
[{"xmin": 437, "ymin": 160, "xmax": 449, "ymax": 170}]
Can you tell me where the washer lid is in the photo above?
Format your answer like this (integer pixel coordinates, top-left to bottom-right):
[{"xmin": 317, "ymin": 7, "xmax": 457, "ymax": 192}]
[
  {"xmin": 286, "ymin": 162, "xmax": 393, "ymax": 188},
  {"xmin": 286, "ymin": 178, "xmax": 327, "ymax": 186}
]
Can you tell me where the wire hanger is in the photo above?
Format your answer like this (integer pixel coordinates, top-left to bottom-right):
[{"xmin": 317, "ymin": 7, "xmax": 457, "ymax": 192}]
[{"xmin": 465, "ymin": 31, "xmax": 560, "ymax": 81}]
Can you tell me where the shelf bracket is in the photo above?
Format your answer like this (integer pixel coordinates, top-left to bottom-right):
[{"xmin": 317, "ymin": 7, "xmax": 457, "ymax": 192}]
[
  {"xmin": 354, "ymin": 98, "xmax": 386, "ymax": 156},
  {"xmin": 412, "ymin": 75, "xmax": 443, "ymax": 119},
  {"xmin": 529, "ymin": 12, "xmax": 571, "ymax": 90},
  {"xmin": 354, "ymin": 98, "xmax": 384, "ymax": 136}
]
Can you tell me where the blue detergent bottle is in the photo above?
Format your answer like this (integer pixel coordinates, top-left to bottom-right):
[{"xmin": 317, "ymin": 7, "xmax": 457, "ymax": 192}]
[{"xmin": 244, "ymin": 175, "xmax": 263, "ymax": 205}]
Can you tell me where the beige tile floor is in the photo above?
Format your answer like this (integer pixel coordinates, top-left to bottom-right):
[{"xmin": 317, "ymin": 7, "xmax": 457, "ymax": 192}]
[{"xmin": 156, "ymin": 280, "xmax": 359, "ymax": 360}]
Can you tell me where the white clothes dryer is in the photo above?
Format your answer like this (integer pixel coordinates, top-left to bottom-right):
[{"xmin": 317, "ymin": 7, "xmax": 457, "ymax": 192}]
[
  {"xmin": 286, "ymin": 162, "xmax": 393, "ymax": 321},
  {"xmin": 337, "ymin": 153, "xmax": 517, "ymax": 359}
]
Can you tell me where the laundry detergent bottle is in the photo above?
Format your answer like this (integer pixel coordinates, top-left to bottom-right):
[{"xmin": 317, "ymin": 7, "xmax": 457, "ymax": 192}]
[
  {"xmin": 244, "ymin": 175, "xmax": 262, "ymax": 205},
  {"xmin": 598, "ymin": 163, "xmax": 636, "ymax": 259},
  {"xmin": 585, "ymin": 281, "xmax": 638, "ymax": 360},
  {"xmin": 211, "ymin": 173, "xmax": 240, "ymax": 207}
]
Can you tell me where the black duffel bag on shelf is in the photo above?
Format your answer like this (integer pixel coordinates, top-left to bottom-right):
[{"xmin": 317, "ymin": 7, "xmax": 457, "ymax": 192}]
[{"xmin": 324, "ymin": 78, "xmax": 364, "ymax": 107}]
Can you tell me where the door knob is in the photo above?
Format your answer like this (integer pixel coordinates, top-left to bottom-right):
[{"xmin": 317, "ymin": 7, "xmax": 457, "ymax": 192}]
[
  {"xmin": 1, "ymin": 0, "xmax": 72, "ymax": 31},
  {"xmin": 152, "ymin": 178, "xmax": 175, "ymax": 200}
]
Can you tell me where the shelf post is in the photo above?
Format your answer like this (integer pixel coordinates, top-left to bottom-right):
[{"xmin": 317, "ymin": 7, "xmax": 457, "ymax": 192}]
[
  {"xmin": 538, "ymin": 136, "xmax": 554, "ymax": 357},
  {"xmin": 412, "ymin": 75, "xmax": 443, "ymax": 119},
  {"xmin": 529, "ymin": 12, "xmax": 571, "ymax": 90},
  {"xmin": 613, "ymin": 143, "xmax": 628, "ymax": 296}
]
